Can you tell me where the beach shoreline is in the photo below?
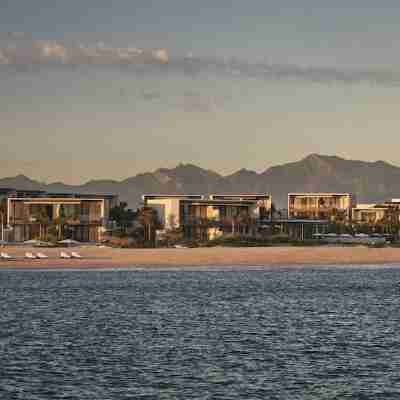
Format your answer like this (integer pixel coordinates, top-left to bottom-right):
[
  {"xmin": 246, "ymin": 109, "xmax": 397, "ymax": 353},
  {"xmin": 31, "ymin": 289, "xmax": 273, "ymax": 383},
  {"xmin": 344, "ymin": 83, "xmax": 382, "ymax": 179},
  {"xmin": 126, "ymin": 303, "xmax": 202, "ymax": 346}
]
[{"xmin": 1, "ymin": 245, "xmax": 400, "ymax": 269}]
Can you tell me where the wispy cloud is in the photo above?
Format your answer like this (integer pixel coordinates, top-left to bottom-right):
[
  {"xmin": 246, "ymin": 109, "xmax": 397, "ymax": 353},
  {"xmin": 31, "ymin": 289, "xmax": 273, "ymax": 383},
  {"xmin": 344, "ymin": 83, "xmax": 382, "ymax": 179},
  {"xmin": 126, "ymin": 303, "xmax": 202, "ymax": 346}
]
[
  {"xmin": 182, "ymin": 91, "xmax": 217, "ymax": 113},
  {"xmin": 1, "ymin": 34, "xmax": 400, "ymax": 87},
  {"xmin": 0, "ymin": 37, "xmax": 169, "ymax": 66},
  {"xmin": 140, "ymin": 90, "xmax": 162, "ymax": 101},
  {"xmin": 171, "ymin": 56, "xmax": 400, "ymax": 87}
]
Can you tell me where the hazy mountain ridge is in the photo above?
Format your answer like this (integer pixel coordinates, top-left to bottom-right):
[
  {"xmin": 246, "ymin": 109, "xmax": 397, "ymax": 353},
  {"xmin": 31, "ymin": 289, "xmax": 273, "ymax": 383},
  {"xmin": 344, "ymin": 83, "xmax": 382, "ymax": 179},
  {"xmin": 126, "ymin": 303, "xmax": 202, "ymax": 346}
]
[{"xmin": 1, "ymin": 155, "xmax": 400, "ymax": 208}]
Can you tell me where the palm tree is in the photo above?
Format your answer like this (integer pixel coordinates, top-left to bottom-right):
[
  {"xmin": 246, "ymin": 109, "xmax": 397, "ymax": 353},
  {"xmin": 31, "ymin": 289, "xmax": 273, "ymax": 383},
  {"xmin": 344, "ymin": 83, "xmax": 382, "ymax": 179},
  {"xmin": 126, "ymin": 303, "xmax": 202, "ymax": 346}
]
[
  {"xmin": 137, "ymin": 207, "xmax": 160, "ymax": 246},
  {"xmin": 53, "ymin": 205, "xmax": 67, "ymax": 240},
  {"xmin": 226, "ymin": 215, "xmax": 237, "ymax": 236},
  {"xmin": 36, "ymin": 208, "xmax": 50, "ymax": 241},
  {"xmin": 238, "ymin": 213, "xmax": 253, "ymax": 236},
  {"xmin": 0, "ymin": 198, "xmax": 7, "ymax": 241},
  {"xmin": 270, "ymin": 202, "xmax": 277, "ymax": 222}
]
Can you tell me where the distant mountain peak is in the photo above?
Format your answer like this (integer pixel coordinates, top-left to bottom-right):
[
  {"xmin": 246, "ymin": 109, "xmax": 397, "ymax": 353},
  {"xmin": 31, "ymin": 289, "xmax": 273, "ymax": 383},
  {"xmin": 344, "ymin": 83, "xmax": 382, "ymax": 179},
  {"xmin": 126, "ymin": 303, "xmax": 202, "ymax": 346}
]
[
  {"xmin": 304, "ymin": 153, "xmax": 324, "ymax": 160},
  {"xmin": 229, "ymin": 168, "xmax": 259, "ymax": 177},
  {"xmin": 1, "ymin": 155, "xmax": 400, "ymax": 208},
  {"xmin": 0, "ymin": 174, "xmax": 43, "ymax": 190},
  {"xmin": 303, "ymin": 153, "xmax": 345, "ymax": 162},
  {"xmin": 14, "ymin": 174, "xmax": 36, "ymax": 182},
  {"xmin": 156, "ymin": 163, "xmax": 222, "ymax": 182}
]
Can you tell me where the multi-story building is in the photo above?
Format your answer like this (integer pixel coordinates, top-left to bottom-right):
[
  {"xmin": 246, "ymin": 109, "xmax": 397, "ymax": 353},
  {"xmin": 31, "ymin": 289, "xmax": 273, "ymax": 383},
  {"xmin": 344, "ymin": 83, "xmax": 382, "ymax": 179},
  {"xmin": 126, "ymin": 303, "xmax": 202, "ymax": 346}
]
[
  {"xmin": 288, "ymin": 193, "xmax": 355, "ymax": 221},
  {"xmin": 6, "ymin": 191, "xmax": 118, "ymax": 242},
  {"xmin": 352, "ymin": 204, "xmax": 391, "ymax": 224},
  {"xmin": 143, "ymin": 194, "xmax": 272, "ymax": 240}
]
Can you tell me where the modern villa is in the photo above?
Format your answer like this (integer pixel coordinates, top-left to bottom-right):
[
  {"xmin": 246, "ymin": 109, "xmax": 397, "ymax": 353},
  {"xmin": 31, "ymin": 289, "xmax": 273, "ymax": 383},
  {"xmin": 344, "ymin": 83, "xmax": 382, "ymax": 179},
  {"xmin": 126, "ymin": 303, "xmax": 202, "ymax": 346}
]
[
  {"xmin": 6, "ymin": 191, "xmax": 118, "ymax": 242},
  {"xmin": 143, "ymin": 194, "xmax": 272, "ymax": 240},
  {"xmin": 3, "ymin": 186, "xmax": 400, "ymax": 244},
  {"xmin": 288, "ymin": 193, "xmax": 356, "ymax": 221},
  {"xmin": 352, "ymin": 204, "xmax": 391, "ymax": 224}
]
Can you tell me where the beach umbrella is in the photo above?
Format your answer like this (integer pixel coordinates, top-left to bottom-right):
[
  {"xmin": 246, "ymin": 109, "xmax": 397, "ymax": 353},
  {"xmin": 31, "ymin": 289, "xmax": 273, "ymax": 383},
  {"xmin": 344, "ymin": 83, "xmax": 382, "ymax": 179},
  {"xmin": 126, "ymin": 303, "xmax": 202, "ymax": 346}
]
[
  {"xmin": 36, "ymin": 241, "xmax": 56, "ymax": 247},
  {"xmin": 24, "ymin": 239, "xmax": 54, "ymax": 247},
  {"xmin": 58, "ymin": 239, "xmax": 80, "ymax": 247},
  {"xmin": 24, "ymin": 239, "xmax": 43, "ymax": 245}
]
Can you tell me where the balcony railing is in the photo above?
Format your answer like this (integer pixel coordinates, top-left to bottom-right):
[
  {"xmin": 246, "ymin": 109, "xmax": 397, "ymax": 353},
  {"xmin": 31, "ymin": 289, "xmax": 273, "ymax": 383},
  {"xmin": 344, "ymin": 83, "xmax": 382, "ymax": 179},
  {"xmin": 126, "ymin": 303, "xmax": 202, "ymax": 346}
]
[
  {"xmin": 181, "ymin": 216, "xmax": 257, "ymax": 228},
  {"xmin": 10, "ymin": 217, "xmax": 103, "ymax": 225},
  {"xmin": 290, "ymin": 205, "xmax": 345, "ymax": 211}
]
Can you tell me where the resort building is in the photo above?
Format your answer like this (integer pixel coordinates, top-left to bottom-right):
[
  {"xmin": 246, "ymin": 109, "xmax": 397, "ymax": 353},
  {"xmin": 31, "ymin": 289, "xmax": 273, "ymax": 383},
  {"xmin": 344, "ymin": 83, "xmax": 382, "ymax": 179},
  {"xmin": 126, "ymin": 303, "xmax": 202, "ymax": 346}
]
[
  {"xmin": 143, "ymin": 194, "xmax": 272, "ymax": 240},
  {"xmin": 6, "ymin": 191, "xmax": 118, "ymax": 242},
  {"xmin": 288, "ymin": 193, "xmax": 355, "ymax": 221},
  {"xmin": 352, "ymin": 204, "xmax": 391, "ymax": 224}
]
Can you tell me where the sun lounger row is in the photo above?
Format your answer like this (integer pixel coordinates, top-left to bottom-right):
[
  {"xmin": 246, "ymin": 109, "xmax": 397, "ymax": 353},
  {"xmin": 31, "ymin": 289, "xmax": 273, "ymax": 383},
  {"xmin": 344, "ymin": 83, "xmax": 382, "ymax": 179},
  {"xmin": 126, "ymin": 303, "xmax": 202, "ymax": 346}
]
[
  {"xmin": 0, "ymin": 252, "xmax": 83, "ymax": 260},
  {"xmin": 1, "ymin": 252, "xmax": 14, "ymax": 260},
  {"xmin": 60, "ymin": 252, "xmax": 82, "ymax": 259}
]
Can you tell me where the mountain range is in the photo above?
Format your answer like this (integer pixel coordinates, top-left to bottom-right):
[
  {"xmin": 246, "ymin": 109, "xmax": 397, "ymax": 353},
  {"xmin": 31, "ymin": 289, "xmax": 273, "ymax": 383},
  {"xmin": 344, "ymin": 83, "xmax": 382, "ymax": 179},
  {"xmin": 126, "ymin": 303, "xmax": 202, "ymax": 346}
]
[{"xmin": 1, "ymin": 154, "xmax": 399, "ymax": 209}]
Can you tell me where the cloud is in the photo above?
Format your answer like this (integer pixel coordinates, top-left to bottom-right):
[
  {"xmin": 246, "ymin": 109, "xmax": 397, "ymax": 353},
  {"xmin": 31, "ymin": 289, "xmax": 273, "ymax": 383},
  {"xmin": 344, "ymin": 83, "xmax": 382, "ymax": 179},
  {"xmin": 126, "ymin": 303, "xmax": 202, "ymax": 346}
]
[
  {"xmin": 0, "ymin": 49, "xmax": 9, "ymax": 64},
  {"xmin": 0, "ymin": 32, "xmax": 31, "ymax": 40},
  {"xmin": 182, "ymin": 91, "xmax": 217, "ymax": 113},
  {"xmin": 152, "ymin": 48, "xmax": 169, "ymax": 64},
  {"xmin": 1, "ymin": 35, "xmax": 400, "ymax": 87},
  {"xmin": 0, "ymin": 38, "xmax": 169, "ymax": 66},
  {"xmin": 172, "ymin": 56, "xmax": 400, "ymax": 87},
  {"xmin": 38, "ymin": 41, "xmax": 68, "ymax": 62},
  {"xmin": 140, "ymin": 90, "xmax": 162, "ymax": 101}
]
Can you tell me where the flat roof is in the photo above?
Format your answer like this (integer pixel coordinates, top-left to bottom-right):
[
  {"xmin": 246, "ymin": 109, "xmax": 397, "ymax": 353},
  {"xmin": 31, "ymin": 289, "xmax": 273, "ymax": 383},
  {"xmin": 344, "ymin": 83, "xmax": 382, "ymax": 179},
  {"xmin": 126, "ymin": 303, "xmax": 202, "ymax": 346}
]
[
  {"xmin": 0, "ymin": 188, "xmax": 15, "ymax": 195},
  {"xmin": 0, "ymin": 188, "xmax": 47, "ymax": 195},
  {"xmin": 9, "ymin": 193, "xmax": 117, "ymax": 199},
  {"xmin": 143, "ymin": 194, "xmax": 203, "ymax": 199},
  {"xmin": 288, "ymin": 193, "xmax": 353, "ymax": 196},
  {"xmin": 353, "ymin": 204, "xmax": 388, "ymax": 209},
  {"xmin": 10, "ymin": 197, "xmax": 109, "ymax": 202},
  {"xmin": 210, "ymin": 194, "xmax": 271, "ymax": 197},
  {"xmin": 45, "ymin": 192, "xmax": 117, "ymax": 198},
  {"xmin": 143, "ymin": 194, "xmax": 271, "ymax": 201}
]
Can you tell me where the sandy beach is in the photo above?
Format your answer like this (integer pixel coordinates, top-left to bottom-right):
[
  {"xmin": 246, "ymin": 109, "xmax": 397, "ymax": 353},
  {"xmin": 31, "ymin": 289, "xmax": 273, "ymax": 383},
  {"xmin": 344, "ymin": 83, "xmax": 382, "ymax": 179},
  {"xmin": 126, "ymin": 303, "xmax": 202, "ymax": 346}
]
[{"xmin": 1, "ymin": 245, "xmax": 400, "ymax": 269}]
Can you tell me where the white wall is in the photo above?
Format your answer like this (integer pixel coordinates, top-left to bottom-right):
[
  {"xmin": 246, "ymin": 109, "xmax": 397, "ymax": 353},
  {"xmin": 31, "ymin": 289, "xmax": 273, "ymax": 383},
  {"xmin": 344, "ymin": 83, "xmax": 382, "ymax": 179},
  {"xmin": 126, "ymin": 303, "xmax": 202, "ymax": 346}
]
[{"xmin": 146, "ymin": 198, "xmax": 180, "ymax": 230}]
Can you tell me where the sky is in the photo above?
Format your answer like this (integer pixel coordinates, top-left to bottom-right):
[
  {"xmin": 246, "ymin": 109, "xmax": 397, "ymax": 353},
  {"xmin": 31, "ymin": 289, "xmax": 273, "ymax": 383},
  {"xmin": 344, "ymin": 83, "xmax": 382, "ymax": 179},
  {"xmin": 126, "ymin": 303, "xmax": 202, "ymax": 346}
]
[{"xmin": 2, "ymin": 0, "xmax": 400, "ymax": 183}]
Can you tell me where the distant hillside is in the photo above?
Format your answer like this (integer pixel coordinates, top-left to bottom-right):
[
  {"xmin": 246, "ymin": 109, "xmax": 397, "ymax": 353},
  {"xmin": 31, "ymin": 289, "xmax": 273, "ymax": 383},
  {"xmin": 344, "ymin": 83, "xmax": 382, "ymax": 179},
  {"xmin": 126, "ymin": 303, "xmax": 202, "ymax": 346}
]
[{"xmin": 1, "ymin": 155, "xmax": 400, "ymax": 209}]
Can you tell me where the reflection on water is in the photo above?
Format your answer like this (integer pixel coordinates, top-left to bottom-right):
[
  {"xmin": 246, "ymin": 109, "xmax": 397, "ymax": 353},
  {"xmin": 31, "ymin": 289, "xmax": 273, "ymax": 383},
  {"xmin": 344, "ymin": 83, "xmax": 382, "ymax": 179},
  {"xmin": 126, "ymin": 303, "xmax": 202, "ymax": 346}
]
[{"xmin": 1, "ymin": 267, "xmax": 400, "ymax": 399}]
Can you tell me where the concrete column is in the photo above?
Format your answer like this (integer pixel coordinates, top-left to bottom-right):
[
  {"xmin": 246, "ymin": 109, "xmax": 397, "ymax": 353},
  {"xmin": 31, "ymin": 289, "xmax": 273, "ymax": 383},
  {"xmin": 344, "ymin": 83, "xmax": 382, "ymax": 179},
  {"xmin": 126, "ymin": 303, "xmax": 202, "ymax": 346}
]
[{"xmin": 54, "ymin": 204, "xmax": 60, "ymax": 219}]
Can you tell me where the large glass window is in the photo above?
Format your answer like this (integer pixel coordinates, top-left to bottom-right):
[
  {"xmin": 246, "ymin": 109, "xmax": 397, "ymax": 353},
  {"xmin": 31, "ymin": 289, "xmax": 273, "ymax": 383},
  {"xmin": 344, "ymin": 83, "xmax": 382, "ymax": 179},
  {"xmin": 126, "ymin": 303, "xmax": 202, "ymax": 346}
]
[{"xmin": 28, "ymin": 204, "xmax": 52, "ymax": 222}]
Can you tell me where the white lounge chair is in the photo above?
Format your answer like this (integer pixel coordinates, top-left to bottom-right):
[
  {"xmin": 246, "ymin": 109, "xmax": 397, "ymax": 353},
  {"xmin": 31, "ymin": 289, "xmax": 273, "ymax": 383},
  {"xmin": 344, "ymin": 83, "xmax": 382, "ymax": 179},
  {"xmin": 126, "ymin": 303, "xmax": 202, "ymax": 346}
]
[
  {"xmin": 60, "ymin": 252, "xmax": 71, "ymax": 259},
  {"xmin": 71, "ymin": 252, "xmax": 83, "ymax": 259},
  {"xmin": 36, "ymin": 252, "xmax": 48, "ymax": 259},
  {"xmin": 1, "ymin": 252, "xmax": 13, "ymax": 260},
  {"xmin": 25, "ymin": 252, "xmax": 37, "ymax": 259}
]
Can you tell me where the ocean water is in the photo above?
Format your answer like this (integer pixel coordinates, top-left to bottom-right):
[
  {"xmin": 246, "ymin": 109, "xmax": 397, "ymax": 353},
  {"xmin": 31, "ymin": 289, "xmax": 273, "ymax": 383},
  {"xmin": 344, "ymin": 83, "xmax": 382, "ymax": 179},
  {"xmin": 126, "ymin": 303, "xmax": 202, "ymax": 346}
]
[{"xmin": 1, "ymin": 267, "xmax": 400, "ymax": 399}]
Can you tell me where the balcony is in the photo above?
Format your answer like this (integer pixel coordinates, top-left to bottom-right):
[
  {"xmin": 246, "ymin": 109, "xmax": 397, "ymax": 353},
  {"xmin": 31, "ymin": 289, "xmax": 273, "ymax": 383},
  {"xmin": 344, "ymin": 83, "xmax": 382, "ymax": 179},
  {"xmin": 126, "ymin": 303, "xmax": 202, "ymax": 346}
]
[
  {"xmin": 290, "ymin": 205, "xmax": 344, "ymax": 211},
  {"xmin": 10, "ymin": 217, "xmax": 103, "ymax": 225}
]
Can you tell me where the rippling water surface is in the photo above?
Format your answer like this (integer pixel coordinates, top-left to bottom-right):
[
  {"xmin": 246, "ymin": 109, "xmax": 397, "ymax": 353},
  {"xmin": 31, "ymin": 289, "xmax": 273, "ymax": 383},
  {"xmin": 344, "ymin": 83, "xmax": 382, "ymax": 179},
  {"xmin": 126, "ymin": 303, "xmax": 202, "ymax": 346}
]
[{"xmin": 1, "ymin": 267, "xmax": 400, "ymax": 399}]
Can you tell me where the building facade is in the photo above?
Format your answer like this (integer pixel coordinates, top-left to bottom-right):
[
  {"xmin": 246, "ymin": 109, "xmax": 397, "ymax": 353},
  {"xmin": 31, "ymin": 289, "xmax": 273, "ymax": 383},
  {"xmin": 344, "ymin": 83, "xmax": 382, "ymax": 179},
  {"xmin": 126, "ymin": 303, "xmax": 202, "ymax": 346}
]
[
  {"xmin": 352, "ymin": 200, "xmax": 400, "ymax": 225},
  {"xmin": 352, "ymin": 204, "xmax": 390, "ymax": 224},
  {"xmin": 6, "ymin": 192, "xmax": 118, "ymax": 242},
  {"xmin": 288, "ymin": 193, "xmax": 355, "ymax": 221},
  {"xmin": 143, "ymin": 194, "xmax": 272, "ymax": 240}
]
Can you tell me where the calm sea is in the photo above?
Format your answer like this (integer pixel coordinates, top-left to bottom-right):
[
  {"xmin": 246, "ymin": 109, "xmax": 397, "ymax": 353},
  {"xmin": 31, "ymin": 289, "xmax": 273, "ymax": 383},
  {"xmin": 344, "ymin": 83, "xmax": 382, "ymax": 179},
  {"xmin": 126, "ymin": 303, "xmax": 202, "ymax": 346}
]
[{"xmin": 1, "ymin": 267, "xmax": 400, "ymax": 399}]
